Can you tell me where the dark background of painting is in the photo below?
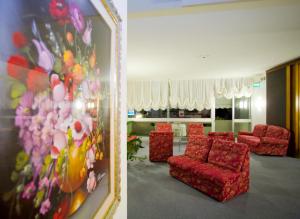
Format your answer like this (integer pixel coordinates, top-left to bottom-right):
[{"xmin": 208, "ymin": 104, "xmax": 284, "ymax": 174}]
[{"xmin": 0, "ymin": 0, "xmax": 112, "ymax": 218}]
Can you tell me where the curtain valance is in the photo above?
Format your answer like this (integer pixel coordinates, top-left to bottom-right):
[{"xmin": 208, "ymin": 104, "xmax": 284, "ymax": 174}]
[
  {"xmin": 128, "ymin": 77, "xmax": 253, "ymax": 111},
  {"xmin": 127, "ymin": 80, "xmax": 169, "ymax": 111}
]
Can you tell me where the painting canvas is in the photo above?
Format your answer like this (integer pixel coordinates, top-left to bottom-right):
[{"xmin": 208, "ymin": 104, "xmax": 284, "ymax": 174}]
[{"xmin": 0, "ymin": 0, "xmax": 120, "ymax": 218}]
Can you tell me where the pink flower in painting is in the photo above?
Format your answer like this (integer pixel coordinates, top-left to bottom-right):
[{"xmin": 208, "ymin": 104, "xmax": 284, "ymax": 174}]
[
  {"xmin": 39, "ymin": 177, "xmax": 50, "ymax": 189},
  {"xmin": 31, "ymin": 148, "xmax": 43, "ymax": 170},
  {"xmin": 69, "ymin": 3, "xmax": 85, "ymax": 33},
  {"xmin": 82, "ymin": 19, "xmax": 92, "ymax": 46},
  {"xmin": 40, "ymin": 198, "xmax": 51, "ymax": 215},
  {"xmin": 87, "ymin": 171, "xmax": 97, "ymax": 193},
  {"xmin": 23, "ymin": 131, "xmax": 34, "ymax": 154},
  {"xmin": 15, "ymin": 92, "xmax": 34, "ymax": 128},
  {"xmin": 71, "ymin": 115, "xmax": 93, "ymax": 146},
  {"xmin": 22, "ymin": 181, "xmax": 36, "ymax": 199},
  {"xmin": 86, "ymin": 146, "xmax": 96, "ymax": 169},
  {"xmin": 32, "ymin": 39, "xmax": 54, "ymax": 73}
]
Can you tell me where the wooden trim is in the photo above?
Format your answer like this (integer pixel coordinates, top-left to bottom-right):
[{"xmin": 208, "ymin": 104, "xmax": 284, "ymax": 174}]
[
  {"xmin": 286, "ymin": 66, "xmax": 291, "ymax": 129},
  {"xmin": 267, "ymin": 57, "xmax": 300, "ymax": 74},
  {"xmin": 295, "ymin": 64, "xmax": 299, "ymax": 157}
]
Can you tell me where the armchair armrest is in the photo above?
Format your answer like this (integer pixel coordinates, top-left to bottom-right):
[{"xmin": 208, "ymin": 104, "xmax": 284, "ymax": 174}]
[
  {"xmin": 238, "ymin": 131, "xmax": 253, "ymax": 136},
  {"xmin": 261, "ymin": 137, "xmax": 289, "ymax": 145}
]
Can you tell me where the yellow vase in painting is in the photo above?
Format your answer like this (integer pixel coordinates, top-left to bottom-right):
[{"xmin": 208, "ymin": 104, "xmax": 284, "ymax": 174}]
[{"xmin": 57, "ymin": 144, "xmax": 87, "ymax": 193}]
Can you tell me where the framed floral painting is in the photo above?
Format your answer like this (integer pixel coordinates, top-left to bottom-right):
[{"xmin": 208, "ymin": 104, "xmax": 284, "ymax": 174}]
[{"xmin": 0, "ymin": 0, "xmax": 121, "ymax": 218}]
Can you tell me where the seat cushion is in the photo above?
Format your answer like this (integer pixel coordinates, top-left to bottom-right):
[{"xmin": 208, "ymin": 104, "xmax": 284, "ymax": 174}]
[
  {"xmin": 265, "ymin": 125, "xmax": 290, "ymax": 140},
  {"xmin": 187, "ymin": 123, "xmax": 204, "ymax": 136},
  {"xmin": 168, "ymin": 155, "xmax": 201, "ymax": 170},
  {"xmin": 208, "ymin": 139, "xmax": 248, "ymax": 172},
  {"xmin": 185, "ymin": 136, "xmax": 213, "ymax": 162},
  {"xmin": 156, "ymin": 123, "xmax": 172, "ymax": 132},
  {"xmin": 253, "ymin": 124, "xmax": 268, "ymax": 137},
  {"xmin": 238, "ymin": 135, "xmax": 260, "ymax": 147},
  {"xmin": 192, "ymin": 163, "xmax": 240, "ymax": 187}
]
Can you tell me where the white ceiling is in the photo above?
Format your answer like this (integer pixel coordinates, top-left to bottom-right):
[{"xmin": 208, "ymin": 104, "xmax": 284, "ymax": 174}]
[{"xmin": 127, "ymin": 0, "xmax": 300, "ymax": 80}]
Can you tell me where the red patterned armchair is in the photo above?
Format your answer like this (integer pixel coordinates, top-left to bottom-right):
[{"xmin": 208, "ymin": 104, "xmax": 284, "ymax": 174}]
[
  {"xmin": 149, "ymin": 123, "xmax": 173, "ymax": 162},
  {"xmin": 168, "ymin": 137, "xmax": 249, "ymax": 202},
  {"xmin": 208, "ymin": 132, "xmax": 235, "ymax": 142},
  {"xmin": 238, "ymin": 124, "xmax": 290, "ymax": 156},
  {"xmin": 187, "ymin": 123, "xmax": 205, "ymax": 140}
]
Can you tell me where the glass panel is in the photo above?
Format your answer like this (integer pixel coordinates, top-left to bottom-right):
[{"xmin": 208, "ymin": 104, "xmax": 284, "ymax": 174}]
[
  {"xmin": 128, "ymin": 109, "xmax": 167, "ymax": 118},
  {"xmin": 235, "ymin": 97, "xmax": 251, "ymax": 119},
  {"xmin": 215, "ymin": 97, "xmax": 232, "ymax": 132},
  {"xmin": 170, "ymin": 108, "xmax": 211, "ymax": 118}
]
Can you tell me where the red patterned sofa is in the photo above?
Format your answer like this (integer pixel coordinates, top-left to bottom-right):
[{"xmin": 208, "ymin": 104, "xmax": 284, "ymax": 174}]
[
  {"xmin": 237, "ymin": 124, "xmax": 290, "ymax": 156},
  {"xmin": 208, "ymin": 132, "xmax": 235, "ymax": 142},
  {"xmin": 187, "ymin": 123, "xmax": 205, "ymax": 140},
  {"xmin": 149, "ymin": 123, "xmax": 173, "ymax": 162},
  {"xmin": 168, "ymin": 136, "xmax": 249, "ymax": 202}
]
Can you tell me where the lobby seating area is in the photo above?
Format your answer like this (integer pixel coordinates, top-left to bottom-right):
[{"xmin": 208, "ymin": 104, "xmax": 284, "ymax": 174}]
[
  {"xmin": 128, "ymin": 137, "xmax": 300, "ymax": 219},
  {"xmin": 168, "ymin": 138, "xmax": 249, "ymax": 202},
  {"xmin": 149, "ymin": 123, "xmax": 174, "ymax": 162},
  {"xmin": 238, "ymin": 124, "xmax": 290, "ymax": 156},
  {"xmin": 127, "ymin": 1, "xmax": 300, "ymax": 218}
]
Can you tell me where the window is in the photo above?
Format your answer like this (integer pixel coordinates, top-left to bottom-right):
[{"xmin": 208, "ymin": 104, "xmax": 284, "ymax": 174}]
[
  {"xmin": 128, "ymin": 109, "xmax": 167, "ymax": 118},
  {"xmin": 234, "ymin": 97, "xmax": 251, "ymax": 119},
  {"xmin": 170, "ymin": 108, "xmax": 211, "ymax": 118}
]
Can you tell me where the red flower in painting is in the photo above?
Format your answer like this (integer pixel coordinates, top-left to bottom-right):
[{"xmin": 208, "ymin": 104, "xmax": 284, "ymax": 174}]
[
  {"xmin": 64, "ymin": 73, "xmax": 78, "ymax": 100},
  {"xmin": 53, "ymin": 197, "xmax": 70, "ymax": 219},
  {"xmin": 49, "ymin": 0, "xmax": 70, "ymax": 25},
  {"xmin": 12, "ymin": 32, "xmax": 28, "ymax": 48},
  {"xmin": 26, "ymin": 67, "xmax": 49, "ymax": 92},
  {"xmin": 7, "ymin": 55, "xmax": 29, "ymax": 81}
]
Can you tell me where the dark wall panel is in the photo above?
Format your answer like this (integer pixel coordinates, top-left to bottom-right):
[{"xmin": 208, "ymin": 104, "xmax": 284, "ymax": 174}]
[{"xmin": 266, "ymin": 67, "xmax": 286, "ymax": 127}]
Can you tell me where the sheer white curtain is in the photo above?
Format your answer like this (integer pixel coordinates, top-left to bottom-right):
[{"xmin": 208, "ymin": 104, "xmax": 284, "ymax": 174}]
[
  {"xmin": 127, "ymin": 80, "xmax": 169, "ymax": 111},
  {"xmin": 214, "ymin": 78, "xmax": 253, "ymax": 99},
  {"xmin": 127, "ymin": 77, "xmax": 253, "ymax": 111},
  {"xmin": 169, "ymin": 80, "xmax": 214, "ymax": 111}
]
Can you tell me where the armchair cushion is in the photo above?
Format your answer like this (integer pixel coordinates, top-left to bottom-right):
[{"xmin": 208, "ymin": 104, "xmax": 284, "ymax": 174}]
[
  {"xmin": 265, "ymin": 125, "xmax": 290, "ymax": 140},
  {"xmin": 261, "ymin": 137, "xmax": 289, "ymax": 146},
  {"xmin": 252, "ymin": 124, "xmax": 268, "ymax": 137},
  {"xmin": 149, "ymin": 131, "xmax": 173, "ymax": 161},
  {"xmin": 208, "ymin": 139, "xmax": 248, "ymax": 173},
  {"xmin": 208, "ymin": 132, "xmax": 235, "ymax": 141},
  {"xmin": 185, "ymin": 136, "xmax": 213, "ymax": 162},
  {"xmin": 187, "ymin": 123, "xmax": 204, "ymax": 136},
  {"xmin": 238, "ymin": 131, "xmax": 253, "ymax": 136},
  {"xmin": 156, "ymin": 123, "xmax": 172, "ymax": 132},
  {"xmin": 192, "ymin": 163, "xmax": 240, "ymax": 187},
  {"xmin": 238, "ymin": 135, "xmax": 260, "ymax": 147},
  {"xmin": 168, "ymin": 155, "xmax": 202, "ymax": 170}
]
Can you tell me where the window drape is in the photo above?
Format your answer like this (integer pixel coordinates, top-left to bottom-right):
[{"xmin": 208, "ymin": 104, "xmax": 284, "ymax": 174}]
[{"xmin": 127, "ymin": 78, "xmax": 253, "ymax": 111}]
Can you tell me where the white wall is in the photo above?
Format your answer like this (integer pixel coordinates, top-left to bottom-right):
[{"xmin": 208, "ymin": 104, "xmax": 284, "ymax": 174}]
[
  {"xmin": 112, "ymin": 0, "xmax": 127, "ymax": 218},
  {"xmin": 251, "ymin": 77, "xmax": 266, "ymax": 129}
]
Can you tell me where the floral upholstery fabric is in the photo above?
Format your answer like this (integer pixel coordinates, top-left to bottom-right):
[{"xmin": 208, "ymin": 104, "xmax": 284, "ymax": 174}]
[
  {"xmin": 156, "ymin": 123, "xmax": 172, "ymax": 132},
  {"xmin": 168, "ymin": 140, "xmax": 249, "ymax": 202},
  {"xmin": 149, "ymin": 131, "xmax": 173, "ymax": 162},
  {"xmin": 237, "ymin": 135, "xmax": 260, "ymax": 152},
  {"xmin": 252, "ymin": 124, "xmax": 268, "ymax": 137},
  {"xmin": 265, "ymin": 125, "xmax": 290, "ymax": 140},
  {"xmin": 192, "ymin": 163, "xmax": 240, "ymax": 187},
  {"xmin": 187, "ymin": 123, "xmax": 204, "ymax": 137},
  {"xmin": 208, "ymin": 139, "xmax": 248, "ymax": 173},
  {"xmin": 168, "ymin": 155, "xmax": 203, "ymax": 170},
  {"xmin": 208, "ymin": 132, "xmax": 235, "ymax": 142},
  {"xmin": 185, "ymin": 136, "xmax": 213, "ymax": 162},
  {"xmin": 238, "ymin": 131, "xmax": 253, "ymax": 136},
  {"xmin": 238, "ymin": 124, "xmax": 290, "ymax": 156}
]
